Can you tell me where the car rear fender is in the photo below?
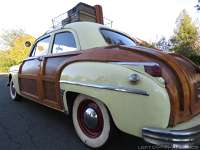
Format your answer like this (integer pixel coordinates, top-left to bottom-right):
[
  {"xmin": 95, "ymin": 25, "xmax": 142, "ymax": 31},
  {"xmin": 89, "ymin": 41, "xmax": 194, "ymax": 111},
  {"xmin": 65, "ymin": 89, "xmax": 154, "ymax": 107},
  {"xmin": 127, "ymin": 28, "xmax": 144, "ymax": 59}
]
[{"xmin": 60, "ymin": 61, "xmax": 171, "ymax": 137}]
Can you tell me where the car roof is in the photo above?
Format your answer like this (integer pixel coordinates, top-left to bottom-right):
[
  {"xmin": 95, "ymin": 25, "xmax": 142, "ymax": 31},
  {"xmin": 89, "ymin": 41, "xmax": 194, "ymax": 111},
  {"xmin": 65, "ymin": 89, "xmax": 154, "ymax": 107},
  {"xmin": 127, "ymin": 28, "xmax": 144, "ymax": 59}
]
[
  {"xmin": 41, "ymin": 22, "xmax": 108, "ymax": 50},
  {"xmin": 65, "ymin": 22, "xmax": 110, "ymax": 49},
  {"xmin": 40, "ymin": 22, "xmax": 136, "ymax": 50},
  {"xmin": 44, "ymin": 22, "xmax": 107, "ymax": 36},
  {"xmin": 63, "ymin": 21, "xmax": 107, "ymax": 30}
]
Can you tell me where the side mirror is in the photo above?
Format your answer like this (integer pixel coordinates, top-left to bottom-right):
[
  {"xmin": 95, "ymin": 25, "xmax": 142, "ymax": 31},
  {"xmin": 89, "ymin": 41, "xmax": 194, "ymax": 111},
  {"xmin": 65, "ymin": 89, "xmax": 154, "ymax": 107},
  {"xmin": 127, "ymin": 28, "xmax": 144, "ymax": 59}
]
[{"xmin": 25, "ymin": 41, "xmax": 32, "ymax": 47}]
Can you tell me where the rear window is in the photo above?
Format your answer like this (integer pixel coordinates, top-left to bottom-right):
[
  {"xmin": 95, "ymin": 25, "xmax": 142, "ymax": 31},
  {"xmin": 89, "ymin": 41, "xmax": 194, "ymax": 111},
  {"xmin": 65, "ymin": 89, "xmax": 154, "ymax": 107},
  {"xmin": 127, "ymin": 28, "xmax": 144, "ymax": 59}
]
[{"xmin": 100, "ymin": 29, "xmax": 136, "ymax": 47}]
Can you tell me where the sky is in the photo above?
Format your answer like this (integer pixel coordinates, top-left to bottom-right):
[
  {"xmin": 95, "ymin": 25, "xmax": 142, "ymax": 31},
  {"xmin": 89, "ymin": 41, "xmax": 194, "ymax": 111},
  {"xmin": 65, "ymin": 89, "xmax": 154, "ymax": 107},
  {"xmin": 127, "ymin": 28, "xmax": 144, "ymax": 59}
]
[{"xmin": 0, "ymin": 0, "xmax": 199, "ymax": 43}]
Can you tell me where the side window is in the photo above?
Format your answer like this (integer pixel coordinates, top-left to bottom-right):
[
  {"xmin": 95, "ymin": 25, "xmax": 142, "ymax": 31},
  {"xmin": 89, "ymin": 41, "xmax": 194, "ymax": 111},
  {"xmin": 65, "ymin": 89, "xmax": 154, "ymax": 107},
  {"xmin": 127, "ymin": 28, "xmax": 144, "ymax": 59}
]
[
  {"xmin": 52, "ymin": 32, "xmax": 77, "ymax": 54},
  {"xmin": 32, "ymin": 37, "xmax": 50, "ymax": 57}
]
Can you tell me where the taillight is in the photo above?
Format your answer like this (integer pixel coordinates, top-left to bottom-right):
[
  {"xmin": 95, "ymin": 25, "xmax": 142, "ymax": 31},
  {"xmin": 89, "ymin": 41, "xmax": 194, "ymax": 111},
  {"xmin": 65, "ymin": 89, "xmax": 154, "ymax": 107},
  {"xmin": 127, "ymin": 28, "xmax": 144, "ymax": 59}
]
[{"xmin": 144, "ymin": 64, "xmax": 162, "ymax": 77}]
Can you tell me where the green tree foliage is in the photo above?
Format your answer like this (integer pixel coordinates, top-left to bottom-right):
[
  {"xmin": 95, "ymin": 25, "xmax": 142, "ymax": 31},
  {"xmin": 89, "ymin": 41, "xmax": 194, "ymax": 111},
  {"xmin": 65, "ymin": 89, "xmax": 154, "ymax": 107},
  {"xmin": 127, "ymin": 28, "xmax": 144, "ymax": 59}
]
[
  {"xmin": 170, "ymin": 10, "xmax": 200, "ymax": 65},
  {"xmin": 0, "ymin": 29, "xmax": 35, "ymax": 72}
]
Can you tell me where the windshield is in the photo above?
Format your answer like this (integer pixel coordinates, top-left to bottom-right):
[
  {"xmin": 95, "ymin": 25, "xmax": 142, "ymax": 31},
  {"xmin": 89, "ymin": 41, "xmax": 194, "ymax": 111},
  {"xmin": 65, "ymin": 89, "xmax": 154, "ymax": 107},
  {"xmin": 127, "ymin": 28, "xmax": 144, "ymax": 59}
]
[{"xmin": 100, "ymin": 29, "xmax": 136, "ymax": 47}]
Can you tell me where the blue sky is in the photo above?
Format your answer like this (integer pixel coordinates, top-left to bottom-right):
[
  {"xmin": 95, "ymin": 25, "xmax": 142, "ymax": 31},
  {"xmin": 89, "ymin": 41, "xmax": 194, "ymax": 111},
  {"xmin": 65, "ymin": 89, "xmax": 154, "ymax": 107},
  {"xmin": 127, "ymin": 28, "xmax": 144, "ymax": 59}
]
[{"xmin": 0, "ymin": 0, "xmax": 198, "ymax": 42}]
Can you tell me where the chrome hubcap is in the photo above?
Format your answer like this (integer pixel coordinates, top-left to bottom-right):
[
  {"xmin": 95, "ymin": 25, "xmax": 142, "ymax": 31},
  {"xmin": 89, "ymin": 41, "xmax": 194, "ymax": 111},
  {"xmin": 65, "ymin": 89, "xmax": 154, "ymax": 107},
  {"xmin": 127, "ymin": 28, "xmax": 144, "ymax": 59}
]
[
  {"xmin": 77, "ymin": 100, "xmax": 104, "ymax": 138},
  {"xmin": 83, "ymin": 107, "xmax": 98, "ymax": 129}
]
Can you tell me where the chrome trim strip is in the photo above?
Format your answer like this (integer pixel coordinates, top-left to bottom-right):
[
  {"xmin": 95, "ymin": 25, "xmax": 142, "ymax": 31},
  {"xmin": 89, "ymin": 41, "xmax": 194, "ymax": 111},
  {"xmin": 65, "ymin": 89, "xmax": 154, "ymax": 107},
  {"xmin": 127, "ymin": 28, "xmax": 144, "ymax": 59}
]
[
  {"xmin": 59, "ymin": 80, "xmax": 149, "ymax": 96},
  {"xmin": 112, "ymin": 62, "xmax": 160, "ymax": 66},
  {"xmin": 9, "ymin": 70, "xmax": 19, "ymax": 73}
]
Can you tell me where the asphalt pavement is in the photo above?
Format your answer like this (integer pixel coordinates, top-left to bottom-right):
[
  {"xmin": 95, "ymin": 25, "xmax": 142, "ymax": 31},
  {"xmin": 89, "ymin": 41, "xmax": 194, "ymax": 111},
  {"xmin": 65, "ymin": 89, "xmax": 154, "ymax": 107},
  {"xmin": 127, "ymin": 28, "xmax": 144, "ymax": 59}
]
[{"xmin": 0, "ymin": 75, "xmax": 151, "ymax": 150}]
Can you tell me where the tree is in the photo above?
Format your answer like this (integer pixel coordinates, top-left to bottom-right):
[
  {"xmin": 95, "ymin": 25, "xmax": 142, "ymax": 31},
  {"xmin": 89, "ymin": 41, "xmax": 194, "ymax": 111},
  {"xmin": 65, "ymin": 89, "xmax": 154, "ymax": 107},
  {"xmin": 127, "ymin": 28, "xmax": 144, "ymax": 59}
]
[
  {"xmin": 0, "ymin": 29, "xmax": 25, "ymax": 49},
  {"xmin": 0, "ymin": 29, "xmax": 35, "ymax": 72},
  {"xmin": 170, "ymin": 10, "xmax": 199, "ymax": 58},
  {"xmin": 8, "ymin": 34, "xmax": 35, "ymax": 64}
]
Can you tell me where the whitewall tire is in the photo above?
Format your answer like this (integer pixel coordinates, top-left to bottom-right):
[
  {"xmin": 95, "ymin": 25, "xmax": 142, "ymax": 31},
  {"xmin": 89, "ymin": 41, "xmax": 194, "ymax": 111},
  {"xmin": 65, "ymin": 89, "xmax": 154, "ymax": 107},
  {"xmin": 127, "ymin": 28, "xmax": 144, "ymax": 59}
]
[
  {"xmin": 9, "ymin": 79, "xmax": 20, "ymax": 101},
  {"xmin": 72, "ymin": 94, "xmax": 113, "ymax": 148}
]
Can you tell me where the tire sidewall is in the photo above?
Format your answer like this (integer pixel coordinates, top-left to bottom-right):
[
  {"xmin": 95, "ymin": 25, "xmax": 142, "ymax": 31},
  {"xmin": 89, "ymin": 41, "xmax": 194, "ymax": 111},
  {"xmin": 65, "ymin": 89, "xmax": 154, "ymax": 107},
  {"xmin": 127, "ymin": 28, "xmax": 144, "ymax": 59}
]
[
  {"xmin": 72, "ymin": 94, "xmax": 111, "ymax": 148},
  {"xmin": 10, "ymin": 79, "xmax": 17, "ymax": 100}
]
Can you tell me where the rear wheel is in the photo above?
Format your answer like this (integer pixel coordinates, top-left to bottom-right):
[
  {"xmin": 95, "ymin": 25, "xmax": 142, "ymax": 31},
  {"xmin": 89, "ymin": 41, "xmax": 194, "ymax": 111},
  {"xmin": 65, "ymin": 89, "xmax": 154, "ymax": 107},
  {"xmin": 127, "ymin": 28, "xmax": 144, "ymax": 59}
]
[
  {"xmin": 72, "ymin": 94, "xmax": 113, "ymax": 148},
  {"xmin": 9, "ymin": 79, "xmax": 20, "ymax": 101}
]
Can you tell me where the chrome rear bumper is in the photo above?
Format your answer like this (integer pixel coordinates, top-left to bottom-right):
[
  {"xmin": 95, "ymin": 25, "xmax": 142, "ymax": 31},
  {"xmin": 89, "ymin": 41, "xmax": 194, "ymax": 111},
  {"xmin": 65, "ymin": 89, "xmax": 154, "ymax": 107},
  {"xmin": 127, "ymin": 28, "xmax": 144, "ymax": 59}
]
[{"xmin": 142, "ymin": 125, "xmax": 200, "ymax": 149}]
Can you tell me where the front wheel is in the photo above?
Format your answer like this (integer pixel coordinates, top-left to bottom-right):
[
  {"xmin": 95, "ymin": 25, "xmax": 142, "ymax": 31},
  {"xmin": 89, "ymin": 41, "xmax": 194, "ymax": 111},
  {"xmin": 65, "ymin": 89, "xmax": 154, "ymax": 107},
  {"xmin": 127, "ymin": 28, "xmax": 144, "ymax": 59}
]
[
  {"xmin": 72, "ymin": 94, "xmax": 113, "ymax": 148},
  {"xmin": 9, "ymin": 79, "xmax": 20, "ymax": 101}
]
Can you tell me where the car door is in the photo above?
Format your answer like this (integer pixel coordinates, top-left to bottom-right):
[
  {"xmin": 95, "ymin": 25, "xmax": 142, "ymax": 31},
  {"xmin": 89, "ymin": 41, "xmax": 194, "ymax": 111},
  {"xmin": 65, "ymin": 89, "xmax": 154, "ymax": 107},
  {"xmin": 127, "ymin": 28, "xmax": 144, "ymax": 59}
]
[
  {"xmin": 41, "ymin": 30, "xmax": 81, "ymax": 110},
  {"xmin": 19, "ymin": 35, "xmax": 51, "ymax": 103}
]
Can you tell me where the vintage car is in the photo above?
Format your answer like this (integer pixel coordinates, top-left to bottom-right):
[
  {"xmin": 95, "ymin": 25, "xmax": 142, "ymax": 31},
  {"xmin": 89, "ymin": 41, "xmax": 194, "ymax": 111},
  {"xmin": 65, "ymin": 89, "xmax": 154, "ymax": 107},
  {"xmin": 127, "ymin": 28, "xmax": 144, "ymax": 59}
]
[{"xmin": 8, "ymin": 21, "xmax": 200, "ymax": 149}]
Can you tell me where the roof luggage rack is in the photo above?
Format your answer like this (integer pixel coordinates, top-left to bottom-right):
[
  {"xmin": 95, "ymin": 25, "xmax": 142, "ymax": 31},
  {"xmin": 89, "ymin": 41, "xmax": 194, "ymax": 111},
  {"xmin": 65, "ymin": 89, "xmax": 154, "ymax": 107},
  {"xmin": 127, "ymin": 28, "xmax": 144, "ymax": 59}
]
[{"xmin": 52, "ymin": 2, "xmax": 104, "ymax": 28}]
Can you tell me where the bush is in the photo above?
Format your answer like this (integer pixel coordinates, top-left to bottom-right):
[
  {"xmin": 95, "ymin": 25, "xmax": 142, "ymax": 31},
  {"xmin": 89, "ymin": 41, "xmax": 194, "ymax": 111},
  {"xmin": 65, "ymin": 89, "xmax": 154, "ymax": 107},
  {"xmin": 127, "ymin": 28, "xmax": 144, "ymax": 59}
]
[{"xmin": 187, "ymin": 54, "xmax": 200, "ymax": 65}]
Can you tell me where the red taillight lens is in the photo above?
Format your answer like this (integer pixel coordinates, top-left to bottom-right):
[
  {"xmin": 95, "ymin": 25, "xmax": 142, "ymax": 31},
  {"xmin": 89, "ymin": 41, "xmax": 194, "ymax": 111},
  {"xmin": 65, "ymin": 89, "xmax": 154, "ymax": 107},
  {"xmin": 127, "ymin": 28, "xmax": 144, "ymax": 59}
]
[{"xmin": 144, "ymin": 64, "xmax": 162, "ymax": 77}]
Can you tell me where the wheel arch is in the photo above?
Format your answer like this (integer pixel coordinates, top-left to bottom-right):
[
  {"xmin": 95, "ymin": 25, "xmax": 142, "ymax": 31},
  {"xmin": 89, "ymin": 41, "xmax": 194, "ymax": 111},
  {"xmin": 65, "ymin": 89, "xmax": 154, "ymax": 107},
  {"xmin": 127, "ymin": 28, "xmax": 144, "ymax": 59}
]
[
  {"xmin": 65, "ymin": 91, "xmax": 79, "ymax": 115},
  {"xmin": 65, "ymin": 91, "xmax": 117, "ymax": 128},
  {"xmin": 65, "ymin": 92, "xmax": 112, "ymax": 115},
  {"xmin": 8, "ymin": 74, "xmax": 12, "ymax": 85}
]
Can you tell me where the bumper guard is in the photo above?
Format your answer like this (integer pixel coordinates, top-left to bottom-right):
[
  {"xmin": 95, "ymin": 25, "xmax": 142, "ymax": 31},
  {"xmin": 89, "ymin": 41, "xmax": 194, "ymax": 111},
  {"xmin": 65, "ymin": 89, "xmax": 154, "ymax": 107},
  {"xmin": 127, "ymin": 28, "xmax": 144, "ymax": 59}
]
[{"xmin": 142, "ymin": 125, "xmax": 200, "ymax": 149}]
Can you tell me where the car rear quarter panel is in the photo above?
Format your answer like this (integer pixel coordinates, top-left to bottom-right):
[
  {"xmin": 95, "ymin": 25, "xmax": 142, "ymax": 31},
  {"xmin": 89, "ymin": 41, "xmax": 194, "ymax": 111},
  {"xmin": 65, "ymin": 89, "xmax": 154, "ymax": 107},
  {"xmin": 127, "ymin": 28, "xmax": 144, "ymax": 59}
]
[{"xmin": 60, "ymin": 62, "xmax": 171, "ymax": 137}]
